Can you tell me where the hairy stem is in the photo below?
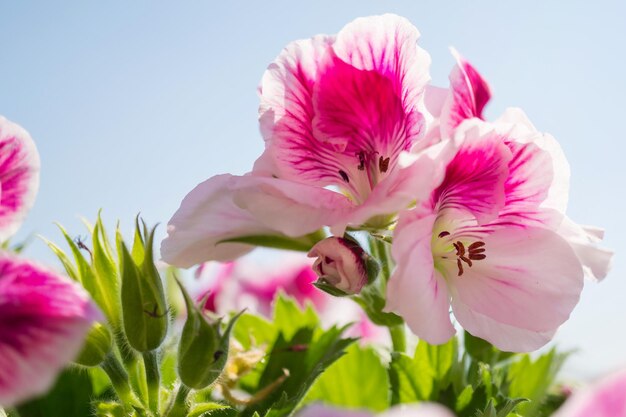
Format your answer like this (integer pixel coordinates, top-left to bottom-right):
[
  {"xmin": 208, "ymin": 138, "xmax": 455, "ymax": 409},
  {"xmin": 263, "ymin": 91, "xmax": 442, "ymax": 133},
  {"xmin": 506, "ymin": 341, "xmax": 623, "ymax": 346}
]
[{"xmin": 143, "ymin": 350, "xmax": 161, "ymax": 415}]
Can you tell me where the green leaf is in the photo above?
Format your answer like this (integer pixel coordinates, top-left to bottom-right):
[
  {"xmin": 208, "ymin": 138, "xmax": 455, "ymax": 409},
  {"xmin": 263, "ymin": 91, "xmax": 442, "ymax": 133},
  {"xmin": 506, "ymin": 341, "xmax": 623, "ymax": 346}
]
[
  {"xmin": 464, "ymin": 332, "xmax": 515, "ymax": 364},
  {"xmin": 15, "ymin": 369, "xmax": 95, "ymax": 417},
  {"xmin": 352, "ymin": 286, "xmax": 403, "ymax": 327},
  {"xmin": 57, "ymin": 223, "xmax": 121, "ymax": 327},
  {"xmin": 304, "ymin": 343, "xmax": 389, "ymax": 411},
  {"xmin": 272, "ymin": 295, "xmax": 319, "ymax": 340},
  {"xmin": 231, "ymin": 295, "xmax": 354, "ymax": 417},
  {"xmin": 219, "ymin": 230, "xmax": 325, "ymax": 253},
  {"xmin": 415, "ymin": 337, "xmax": 458, "ymax": 383},
  {"xmin": 507, "ymin": 349, "xmax": 568, "ymax": 417},
  {"xmin": 455, "ymin": 384, "xmax": 474, "ymax": 412},
  {"xmin": 388, "ymin": 352, "xmax": 433, "ymax": 404}
]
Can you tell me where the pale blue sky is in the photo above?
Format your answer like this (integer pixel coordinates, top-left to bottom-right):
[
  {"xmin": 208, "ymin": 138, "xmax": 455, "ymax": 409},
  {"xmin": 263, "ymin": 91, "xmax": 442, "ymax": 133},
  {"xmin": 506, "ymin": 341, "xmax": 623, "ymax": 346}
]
[{"xmin": 1, "ymin": 1, "xmax": 624, "ymax": 377}]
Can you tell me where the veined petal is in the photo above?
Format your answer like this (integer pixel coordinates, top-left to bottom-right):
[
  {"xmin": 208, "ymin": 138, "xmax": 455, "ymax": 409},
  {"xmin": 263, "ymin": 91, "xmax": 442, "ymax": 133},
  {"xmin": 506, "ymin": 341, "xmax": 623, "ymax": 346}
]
[
  {"xmin": 440, "ymin": 49, "xmax": 491, "ymax": 138},
  {"xmin": 432, "ymin": 121, "xmax": 511, "ymax": 224},
  {"xmin": 495, "ymin": 108, "xmax": 570, "ymax": 217},
  {"xmin": 446, "ymin": 227, "xmax": 583, "ymax": 338},
  {"xmin": 161, "ymin": 174, "xmax": 281, "ymax": 267},
  {"xmin": 0, "ymin": 254, "xmax": 101, "ymax": 407},
  {"xmin": 386, "ymin": 211, "xmax": 456, "ymax": 344},
  {"xmin": 259, "ymin": 15, "xmax": 431, "ymax": 203},
  {"xmin": 232, "ymin": 176, "xmax": 353, "ymax": 237},
  {"xmin": 259, "ymin": 35, "xmax": 336, "ymax": 185},
  {"xmin": 313, "ymin": 14, "xmax": 429, "ymax": 156},
  {"xmin": 332, "ymin": 14, "xmax": 430, "ymax": 109},
  {"xmin": 0, "ymin": 116, "xmax": 40, "ymax": 241}
]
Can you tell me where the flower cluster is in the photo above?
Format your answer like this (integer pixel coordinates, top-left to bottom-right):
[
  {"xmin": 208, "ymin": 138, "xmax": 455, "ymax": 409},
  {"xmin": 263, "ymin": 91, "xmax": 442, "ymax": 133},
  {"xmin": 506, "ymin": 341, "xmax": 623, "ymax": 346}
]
[{"xmin": 161, "ymin": 14, "xmax": 611, "ymax": 352}]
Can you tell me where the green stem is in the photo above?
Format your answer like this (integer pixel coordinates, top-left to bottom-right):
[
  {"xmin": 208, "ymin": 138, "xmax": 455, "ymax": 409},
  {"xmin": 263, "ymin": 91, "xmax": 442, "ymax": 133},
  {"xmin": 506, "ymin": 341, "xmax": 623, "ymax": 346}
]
[
  {"xmin": 143, "ymin": 350, "xmax": 161, "ymax": 415},
  {"xmin": 389, "ymin": 325, "xmax": 407, "ymax": 353},
  {"xmin": 164, "ymin": 384, "xmax": 190, "ymax": 417},
  {"xmin": 101, "ymin": 353, "xmax": 141, "ymax": 409},
  {"xmin": 372, "ymin": 237, "xmax": 392, "ymax": 283}
]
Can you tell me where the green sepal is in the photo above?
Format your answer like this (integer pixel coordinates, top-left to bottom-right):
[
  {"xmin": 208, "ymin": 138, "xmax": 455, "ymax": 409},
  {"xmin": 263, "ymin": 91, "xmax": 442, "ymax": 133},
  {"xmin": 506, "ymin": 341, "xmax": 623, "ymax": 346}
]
[
  {"xmin": 352, "ymin": 285, "xmax": 403, "ymax": 327},
  {"xmin": 176, "ymin": 277, "xmax": 242, "ymax": 390},
  {"xmin": 55, "ymin": 223, "xmax": 121, "ymax": 328},
  {"xmin": 219, "ymin": 229, "xmax": 325, "ymax": 253},
  {"xmin": 75, "ymin": 322, "xmax": 113, "ymax": 367},
  {"xmin": 119, "ymin": 224, "xmax": 168, "ymax": 352},
  {"xmin": 313, "ymin": 279, "xmax": 350, "ymax": 297}
]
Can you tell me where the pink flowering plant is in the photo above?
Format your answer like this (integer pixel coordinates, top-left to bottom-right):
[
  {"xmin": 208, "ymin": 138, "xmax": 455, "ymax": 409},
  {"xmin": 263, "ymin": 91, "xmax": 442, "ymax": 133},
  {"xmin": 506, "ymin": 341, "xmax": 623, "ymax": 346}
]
[{"xmin": 0, "ymin": 13, "xmax": 618, "ymax": 417}]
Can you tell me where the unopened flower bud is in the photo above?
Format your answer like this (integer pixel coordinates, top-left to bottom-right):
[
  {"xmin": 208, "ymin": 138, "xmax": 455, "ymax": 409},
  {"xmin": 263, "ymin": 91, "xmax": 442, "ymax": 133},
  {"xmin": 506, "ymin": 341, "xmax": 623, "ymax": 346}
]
[
  {"xmin": 74, "ymin": 322, "xmax": 112, "ymax": 367},
  {"xmin": 176, "ymin": 278, "xmax": 241, "ymax": 390},
  {"xmin": 308, "ymin": 236, "xmax": 379, "ymax": 296},
  {"xmin": 120, "ymin": 220, "xmax": 168, "ymax": 353}
]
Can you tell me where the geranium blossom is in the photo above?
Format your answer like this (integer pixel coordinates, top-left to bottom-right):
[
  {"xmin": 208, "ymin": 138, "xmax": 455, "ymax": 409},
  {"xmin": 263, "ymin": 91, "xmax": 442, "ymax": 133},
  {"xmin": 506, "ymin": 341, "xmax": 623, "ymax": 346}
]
[
  {"xmin": 161, "ymin": 14, "xmax": 453, "ymax": 268},
  {"xmin": 0, "ymin": 254, "xmax": 101, "ymax": 407},
  {"xmin": 426, "ymin": 50, "xmax": 612, "ymax": 281},
  {"xmin": 0, "ymin": 116, "xmax": 40, "ymax": 242},
  {"xmin": 386, "ymin": 114, "xmax": 589, "ymax": 352}
]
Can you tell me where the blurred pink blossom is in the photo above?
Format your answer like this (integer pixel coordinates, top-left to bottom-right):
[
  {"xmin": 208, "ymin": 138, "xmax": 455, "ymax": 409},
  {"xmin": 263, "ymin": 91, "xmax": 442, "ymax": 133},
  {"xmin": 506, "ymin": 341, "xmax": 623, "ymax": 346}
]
[
  {"xmin": 0, "ymin": 254, "xmax": 101, "ymax": 407},
  {"xmin": 554, "ymin": 369, "xmax": 626, "ymax": 417},
  {"xmin": 0, "ymin": 116, "xmax": 40, "ymax": 242}
]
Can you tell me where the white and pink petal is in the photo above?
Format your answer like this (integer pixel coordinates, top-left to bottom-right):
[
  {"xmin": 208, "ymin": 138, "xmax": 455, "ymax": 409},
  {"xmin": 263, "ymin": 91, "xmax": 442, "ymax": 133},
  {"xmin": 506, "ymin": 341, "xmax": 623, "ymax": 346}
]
[{"xmin": 161, "ymin": 174, "xmax": 280, "ymax": 267}]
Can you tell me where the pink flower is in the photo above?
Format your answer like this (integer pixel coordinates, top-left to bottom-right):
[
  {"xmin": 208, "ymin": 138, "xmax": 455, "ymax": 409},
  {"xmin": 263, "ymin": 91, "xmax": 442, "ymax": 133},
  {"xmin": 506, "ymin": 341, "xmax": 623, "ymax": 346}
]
[
  {"xmin": 386, "ymin": 114, "xmax": 590, "ymax": 352},
  {"xmin": 195, "ymin": 254, "xmax": 326, "ymax": 317},
  {"xmin": 553, "ymin": 369, "xmax": 626, "ymax": 417},
  {"xmin": 308, "ymin": 237, "xmax": 373, "ymax": 295},
  {"xmin": 161, "ymin": 15, "xmax": 452, "ymax": 267},
  {"xmin": 426, "ymin": 50, "xmax": 612, "ymax": 281},
  {"xmin": 0, "ymin": 253, "xmax": 101, "ymax": 407},
  {"xmin": 0, "ymin": 116, "xmax": 40, "ymax": 242},
  {"xmin": 296, "ymin": 403, "xmax": 454, "ymax": 417}
]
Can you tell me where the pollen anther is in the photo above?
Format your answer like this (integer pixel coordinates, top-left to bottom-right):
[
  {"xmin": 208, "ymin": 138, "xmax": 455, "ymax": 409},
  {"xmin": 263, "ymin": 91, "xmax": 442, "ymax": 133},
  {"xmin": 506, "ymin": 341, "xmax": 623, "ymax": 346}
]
[{"xmin": 455, "ymin": 240, "xmax": 486, "ymax": 276}]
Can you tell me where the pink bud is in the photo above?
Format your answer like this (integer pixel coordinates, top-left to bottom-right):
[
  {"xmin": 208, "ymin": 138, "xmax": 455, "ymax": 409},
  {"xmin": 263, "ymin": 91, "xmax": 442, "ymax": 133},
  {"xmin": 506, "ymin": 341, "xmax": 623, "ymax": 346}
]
[{"xmin": 307, "ymin": 237, "xmax": 374, "ymax": 295}]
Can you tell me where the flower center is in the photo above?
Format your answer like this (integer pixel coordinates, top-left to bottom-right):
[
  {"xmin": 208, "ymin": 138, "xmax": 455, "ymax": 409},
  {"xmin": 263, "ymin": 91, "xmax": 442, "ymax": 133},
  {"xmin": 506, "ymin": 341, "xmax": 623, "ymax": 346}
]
[
  {"xmin": 433, "ymin": 230, "xmax": 487, "ymax": 277},
  {"xmin": 336, "ymin": 149, "xmax": 391, "ymax": 204}
]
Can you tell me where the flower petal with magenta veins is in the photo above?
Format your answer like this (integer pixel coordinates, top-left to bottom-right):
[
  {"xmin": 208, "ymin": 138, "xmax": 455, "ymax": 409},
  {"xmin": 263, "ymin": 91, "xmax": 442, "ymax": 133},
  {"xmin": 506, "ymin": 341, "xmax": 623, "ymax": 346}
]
[
  {"xmin": 0, "ymin": 254, "xmax": 101, "ymax": 407},
  {"xmin": 0, "ymin": 116, "xmax": 40, "ymax": 242},
  {"xmin": 432, "ymin": 121, "xmax": 511, "ymax": 225}
]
